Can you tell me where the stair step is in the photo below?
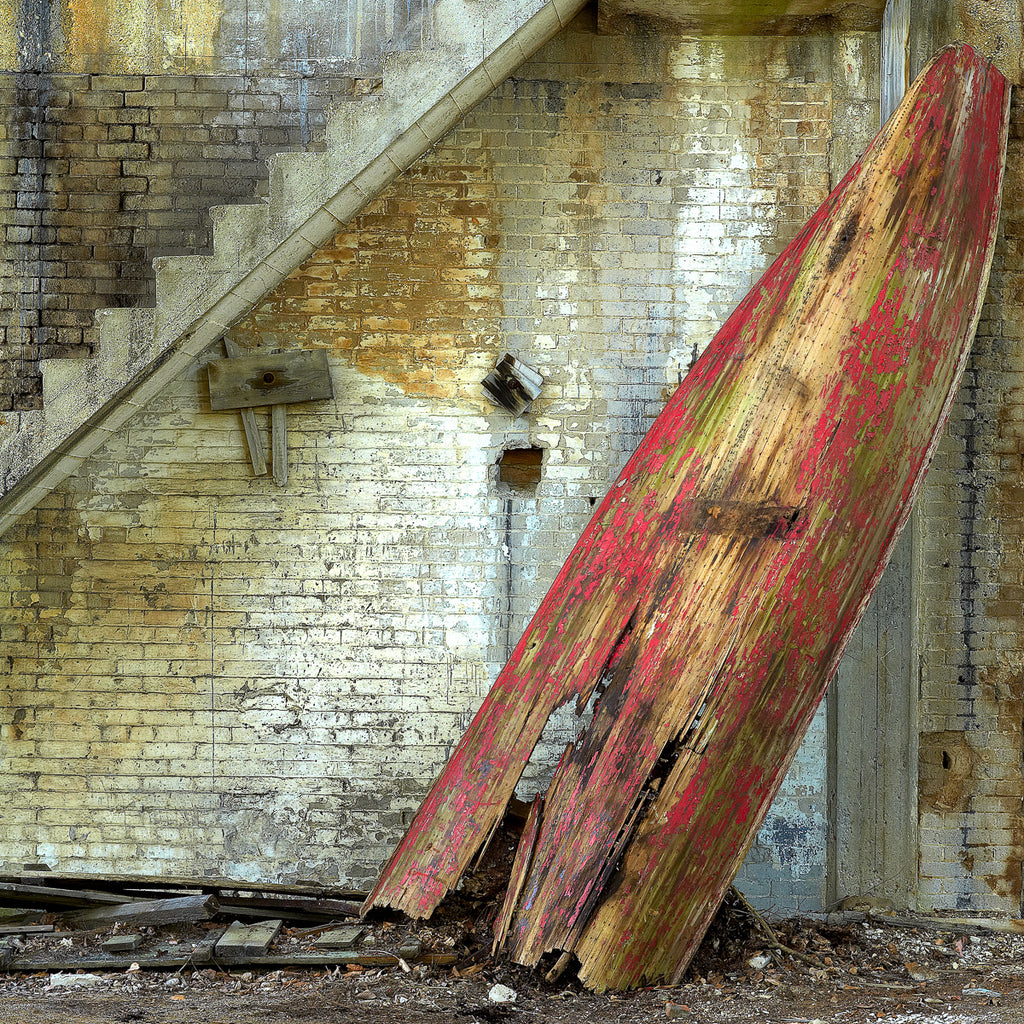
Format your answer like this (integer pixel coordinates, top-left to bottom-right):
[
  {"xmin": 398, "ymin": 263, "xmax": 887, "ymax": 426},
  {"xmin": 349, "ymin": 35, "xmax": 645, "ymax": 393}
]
[
  {"xmin": 381, "ymin": 48, "xmax": 479, "ymax": 170},
  {"xmin": 0, "ymin": 411, "xmax": 44, "ymax": 492},
  {"xmin": 40, "ymin": 356, "xmax": 87, "ymax": 399},
  {"xmin": 153, "ymin": 253, "xmax": 221, "ymax": 341},
  {"xmin": 382, "ymin": 47, "xmax": 478, "ymax": 123},
  {"xmin": 211, "ymin": 204, "xmax": 272, "ymax": 269},
  {"xmin": 324, "ymin": 94, "xmax": 386, "ymax": 154},
  {"xmin": 40, "ymin": 357, "xmax": 107, "ymax": 431},
  {"xmin": 95, "ymin": 308, "xmax": 158, "ymax": 379},
  {"xmin": 266, "ymin": 150, "xmax": 336, "ymax": 235}
]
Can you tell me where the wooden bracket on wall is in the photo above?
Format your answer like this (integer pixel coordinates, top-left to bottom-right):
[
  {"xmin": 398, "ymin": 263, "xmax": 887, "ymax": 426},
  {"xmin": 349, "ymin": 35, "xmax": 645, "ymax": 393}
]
[
  {"xmin": 221, "ymin": 339, "xmax": 268, "ymax": 476},
  {"xmin": 209, "ymin": 346, "xmax": 334, "ymax": 485}
]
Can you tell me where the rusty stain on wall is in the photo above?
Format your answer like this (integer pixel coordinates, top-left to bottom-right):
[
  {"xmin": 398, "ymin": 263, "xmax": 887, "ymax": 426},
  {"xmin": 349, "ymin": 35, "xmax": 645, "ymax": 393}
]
[
  {"xmin": 919, "ymin": 730, "xmax": 977, "ymax": 813},
  {"xmin": 65, "ymin": 0, "xmax": 223, "ymax": 72},
  {"xmin": 4, "ymin": 0, "xmax": 429, "ymax": 75},
  {"xmin": 234, "ymin": 147, "xmax": 504, "ymax": 403}
]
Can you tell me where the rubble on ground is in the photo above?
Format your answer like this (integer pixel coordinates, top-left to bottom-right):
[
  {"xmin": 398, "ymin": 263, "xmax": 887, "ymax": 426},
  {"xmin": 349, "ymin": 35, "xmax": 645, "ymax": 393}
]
[{"xmin": 2, "ymin": 867, "xmax": 1024, "ymax": 1022}]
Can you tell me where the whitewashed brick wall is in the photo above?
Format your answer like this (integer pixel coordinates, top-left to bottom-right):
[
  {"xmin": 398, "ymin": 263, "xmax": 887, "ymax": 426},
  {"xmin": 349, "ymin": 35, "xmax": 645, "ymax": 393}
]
[{"xmin": 0, "ymin": 21, "xmax": 874, "ymax": 905}]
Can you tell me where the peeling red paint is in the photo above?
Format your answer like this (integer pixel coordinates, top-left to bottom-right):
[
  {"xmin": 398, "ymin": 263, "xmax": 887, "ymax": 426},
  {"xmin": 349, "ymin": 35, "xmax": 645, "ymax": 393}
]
[{"xmin": 364, "ymin": 46, "xmax": 1010, "ymax": 991}]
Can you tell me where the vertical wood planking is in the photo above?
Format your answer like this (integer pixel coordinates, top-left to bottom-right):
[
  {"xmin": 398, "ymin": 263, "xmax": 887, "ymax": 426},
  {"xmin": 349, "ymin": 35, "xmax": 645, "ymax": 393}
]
[
  {"xmin": 223, "ymin": 337, "xmax": 268, "ymax": 476},
  {"xmin": 272, "ymin": 404, "xmax": 288, "ymax": 486}
]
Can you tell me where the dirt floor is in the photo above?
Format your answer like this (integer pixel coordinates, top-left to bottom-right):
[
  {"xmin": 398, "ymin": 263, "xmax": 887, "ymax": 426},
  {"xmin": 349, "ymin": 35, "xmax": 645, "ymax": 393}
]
[{"xmin": 6, "ymin": 892, "xmax": 1024, "ymax": 1024}]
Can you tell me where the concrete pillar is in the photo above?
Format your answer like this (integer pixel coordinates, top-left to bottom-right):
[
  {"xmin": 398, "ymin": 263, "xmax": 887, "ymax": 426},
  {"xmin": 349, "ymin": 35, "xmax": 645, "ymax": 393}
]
[{"xmin": 827, "ymin": 0, "xmax": 918, "ymax": 912}]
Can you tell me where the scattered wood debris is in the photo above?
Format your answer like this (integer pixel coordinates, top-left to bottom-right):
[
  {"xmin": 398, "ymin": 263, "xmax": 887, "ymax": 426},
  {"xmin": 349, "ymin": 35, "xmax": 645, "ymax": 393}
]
[
  {"xmin": 101, "ymin": 933, "xmax": 142, "ymax": 953},
  {"xmin": 3, "ymin": 877, "xmax": 1024, "ymax": 1024},
  {"xmin": 72, "ymin": 894, "xmax": 221, "ymax": 930},
  {"xmin": 0, "ymin": 869, "xmax": 457, "ymax": 975},
  {"xmin": 216, "ymin": 920, "xmax": 283, "ymax": 961},
  {"xmin": 871, "ymin": 913, "xmax": 1024, "ymax": 936},
  {"xmin": 0, "ymin": 880, "xmax": 136, "ymax": 909},
  {"xmin": 314, "ymin": 925, "xmax": 365, "ymax": 949}
]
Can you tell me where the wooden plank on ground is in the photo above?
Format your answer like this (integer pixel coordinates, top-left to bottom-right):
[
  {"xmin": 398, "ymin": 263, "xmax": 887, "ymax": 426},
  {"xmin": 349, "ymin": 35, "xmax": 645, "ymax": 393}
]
[
  {"xmin": 72, "ymin": 894, "xmax": 220, "ymax": 929},
  {"xmin": 0, "ymin": 881, "xmax": 136, "ymax": 909},
  {"xmin": 873, "ymin": 914, "xmax": 1024, "ymax": 936},
  {"xmin": 218, "ymin": 895, "xmax": 362, "ymax": 920},
  {"xmin": 189, "ymin": 936, "xmax": 221, "ymax": 964},
  {"xmin": 208, "ymin": 350, "xmax": 333, "ymax": 410},
  {"xmin": 215, "ymin": 919, "xmax": 283, "ymax": 961},
  {"xmin": 1, "ymin": 952, "xmax": 457, "ymax": 973},
  {"xmin": 0, "ymin": 870, "xmax": 367, "ymax": 900},
  {"xmin": 101, "ymin": 934, "xmax": 142, "ymax": 953},
  {"xmin": 315, "ymin": 925, "xmax": 364, "ymax": 950}
]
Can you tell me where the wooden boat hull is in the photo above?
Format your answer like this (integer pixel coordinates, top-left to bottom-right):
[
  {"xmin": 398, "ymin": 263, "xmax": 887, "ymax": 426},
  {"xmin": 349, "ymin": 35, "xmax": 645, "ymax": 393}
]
[{"xmin": 365, "ymin": 45, "xmax": 1010, "ymax": 991}]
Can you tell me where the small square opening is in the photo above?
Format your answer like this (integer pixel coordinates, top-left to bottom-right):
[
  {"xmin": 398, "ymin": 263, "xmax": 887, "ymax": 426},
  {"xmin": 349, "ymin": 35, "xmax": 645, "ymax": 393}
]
[{"xmin": 498, "ymin": 446, "xmax": 543, "ymax": 492}]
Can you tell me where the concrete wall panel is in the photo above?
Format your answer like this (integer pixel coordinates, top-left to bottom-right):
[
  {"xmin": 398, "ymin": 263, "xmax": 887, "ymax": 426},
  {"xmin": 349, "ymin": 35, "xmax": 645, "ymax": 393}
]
[{"xmin": 4, "ymin": 0, "xmax": 431, "ymax": 73}]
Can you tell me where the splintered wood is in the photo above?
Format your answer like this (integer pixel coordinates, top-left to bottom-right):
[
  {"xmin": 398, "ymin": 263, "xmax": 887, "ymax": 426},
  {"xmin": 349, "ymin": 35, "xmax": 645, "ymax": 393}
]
[{"xmin": 364, "ymin": 46, "xmax": 1010, "ymax": 991}]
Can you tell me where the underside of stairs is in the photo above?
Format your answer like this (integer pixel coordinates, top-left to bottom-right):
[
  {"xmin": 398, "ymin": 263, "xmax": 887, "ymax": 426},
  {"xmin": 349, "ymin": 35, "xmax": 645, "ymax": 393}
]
[{"xmin": 0, "ymin": 0, "xmax": 585, "ymax": 539}]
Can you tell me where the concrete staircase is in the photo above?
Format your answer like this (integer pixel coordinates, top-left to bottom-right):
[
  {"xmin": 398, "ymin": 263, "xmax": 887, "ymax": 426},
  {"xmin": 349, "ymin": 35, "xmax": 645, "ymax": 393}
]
[{"xmin": 0, "ymin": 0, "xmax": 584, "ymax": 538}]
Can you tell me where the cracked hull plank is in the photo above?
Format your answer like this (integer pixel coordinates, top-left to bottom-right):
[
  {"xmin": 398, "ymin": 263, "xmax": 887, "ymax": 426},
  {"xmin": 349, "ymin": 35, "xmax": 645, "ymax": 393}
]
[{"xmin": 364, "ymin": 44, "xmax": 1010, "ymax": 991}]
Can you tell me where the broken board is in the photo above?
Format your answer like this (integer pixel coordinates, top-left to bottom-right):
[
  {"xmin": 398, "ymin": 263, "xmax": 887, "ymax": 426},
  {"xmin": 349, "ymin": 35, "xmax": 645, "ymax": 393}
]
[
  {"xmin": 364, "ymin": 45, "xmax": 1010, "ymax": 991},
  {"xmin": 215, "ymin": 919, "xmax": 283, "ymax": 961}
]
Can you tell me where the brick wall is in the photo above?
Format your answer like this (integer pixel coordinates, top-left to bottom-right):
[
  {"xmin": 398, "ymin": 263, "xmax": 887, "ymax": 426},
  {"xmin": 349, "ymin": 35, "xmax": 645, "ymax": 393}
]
[
  {"xmin": 0, "ymin": 22, "xmax": 864, "ymax": 897},
  {"xmin": 0, "ymin": 71, "xmax": 371, "ymax": 410},
  {"xmin": 915, "ymin": 88, "xmax": 1024, "ymax": 915}
]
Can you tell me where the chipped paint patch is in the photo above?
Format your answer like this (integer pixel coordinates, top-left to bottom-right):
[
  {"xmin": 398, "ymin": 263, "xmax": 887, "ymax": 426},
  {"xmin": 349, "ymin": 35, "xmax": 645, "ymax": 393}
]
[{"xmin": 234, "ymin": 145, "xmax": 503, "ymax": 405}]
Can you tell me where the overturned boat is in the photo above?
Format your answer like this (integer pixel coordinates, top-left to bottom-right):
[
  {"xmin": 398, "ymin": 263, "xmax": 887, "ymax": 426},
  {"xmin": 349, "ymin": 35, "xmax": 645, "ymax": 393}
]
[{"xmin": 365, "ymin": 45, "xmax": 1011, "ymax": 991}]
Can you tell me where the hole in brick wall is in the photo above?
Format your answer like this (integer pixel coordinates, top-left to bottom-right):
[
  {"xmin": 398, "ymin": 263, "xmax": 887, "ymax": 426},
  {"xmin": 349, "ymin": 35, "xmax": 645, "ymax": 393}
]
[
  {"xmin": 498, "ymin": 447, "xmax": 543, "ymax": 493},
  {"xmin": 920, "ymin": 731, "xmax": 976, "ymax": 812}
]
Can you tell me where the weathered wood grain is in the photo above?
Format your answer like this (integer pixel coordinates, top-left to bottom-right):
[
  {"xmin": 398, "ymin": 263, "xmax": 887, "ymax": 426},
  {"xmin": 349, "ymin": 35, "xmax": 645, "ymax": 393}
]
[
  {"xmin": 315, "ymin": 925, "xmax": 365, "ymax": 949},
  {"xmin": 0, "ymin": 924, "xmax": 53, "ymax": 936},
  {"xmin": 101, "ymin": 933, "xmax": 143, "ymax": 953},
  {"xmin": 364, "ymin": 45, "xmax": 1010, "ymax": 991},
  {"xmin": 217, "ymin": 895, "xmax": 364, "ymax": 920},
  {"xmin": 0, "ymin": 881, "xmax": 135, "ymax": 909},
  {"xmin": 1, "ymin": 951, "xmax": 459, "ymax": 972},
  {"xmin": 207, "ymin": 350, "xmax": 333, "ymax": 410},
  {"xmin": 0, "ymin": 870, "xmax": 367, "ymax": 900},
  {"xmin": 272, "ymin": 403, "xmax": 288, "ymax": 486},
  {"xmin": 223, "ymin": 338, "xmax": 268, "ymax": 475},
  {"xmin": 72, "ymin": 894, "xmax": 221, "ymax": 929},
  {"xmin": 215, "ymin": 919, "xmax": 283, "ymax": 960},
  {"xmin": 492, "ymin": 795, "xmax": 543, "ymax": 954}
]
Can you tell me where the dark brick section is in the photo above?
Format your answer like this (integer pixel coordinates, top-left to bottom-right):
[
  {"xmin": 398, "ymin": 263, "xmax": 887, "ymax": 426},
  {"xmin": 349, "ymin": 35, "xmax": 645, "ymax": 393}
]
[
  {"xmin": 916, "ymin": 90, "xmax": 1024, "ymax": 913},
  {"xmin": 0, "ymin": 72, "xmax": 374, "ymax": 411}
]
